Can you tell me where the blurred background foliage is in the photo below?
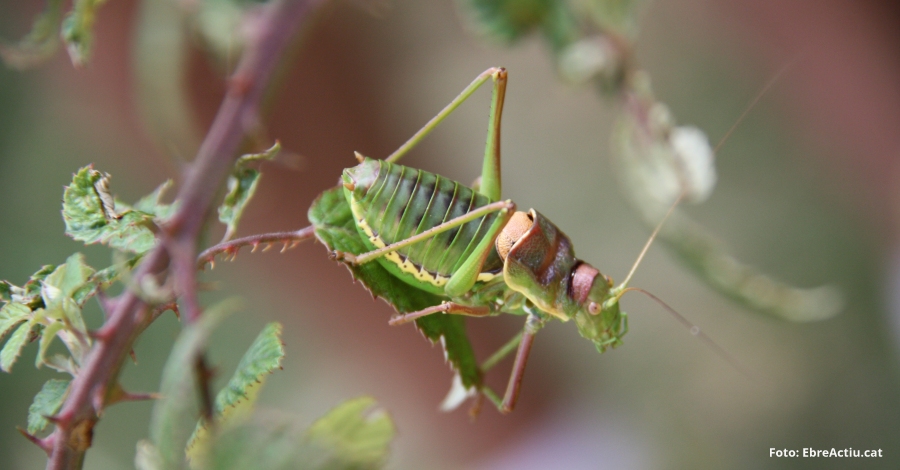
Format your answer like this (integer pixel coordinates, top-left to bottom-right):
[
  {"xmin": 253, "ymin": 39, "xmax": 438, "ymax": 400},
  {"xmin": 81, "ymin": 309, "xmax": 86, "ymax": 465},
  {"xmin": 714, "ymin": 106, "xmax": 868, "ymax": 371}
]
[{"xmin": 2, "ymin": 0, "xmax": 900, "ymax": 468}]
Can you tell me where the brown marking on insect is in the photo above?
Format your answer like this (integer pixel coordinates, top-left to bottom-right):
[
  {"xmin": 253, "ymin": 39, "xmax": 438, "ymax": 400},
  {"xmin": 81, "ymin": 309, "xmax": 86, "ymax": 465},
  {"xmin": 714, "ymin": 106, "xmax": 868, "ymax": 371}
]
[
  {"xmin": 570, "ymin": 263, "xmax": 600, "ymax": 305},
  {"xmin": 496, "ymin": 211, "xmax": 534, "ymax": 260}
]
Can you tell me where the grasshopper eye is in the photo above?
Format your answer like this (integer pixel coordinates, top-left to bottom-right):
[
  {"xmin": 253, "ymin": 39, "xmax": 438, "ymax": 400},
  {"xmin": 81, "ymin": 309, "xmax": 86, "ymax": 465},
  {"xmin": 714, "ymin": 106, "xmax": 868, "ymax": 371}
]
[{"xmin": 588, "ymin": 302, "xmax": 601, "ymax": 315}]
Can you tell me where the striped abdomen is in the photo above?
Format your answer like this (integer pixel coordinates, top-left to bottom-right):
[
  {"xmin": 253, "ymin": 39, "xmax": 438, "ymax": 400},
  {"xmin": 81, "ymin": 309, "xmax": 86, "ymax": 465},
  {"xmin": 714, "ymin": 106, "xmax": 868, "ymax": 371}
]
[{"xmin": 342, "ymin": 158, "xmax": 503, "ymax": 294}]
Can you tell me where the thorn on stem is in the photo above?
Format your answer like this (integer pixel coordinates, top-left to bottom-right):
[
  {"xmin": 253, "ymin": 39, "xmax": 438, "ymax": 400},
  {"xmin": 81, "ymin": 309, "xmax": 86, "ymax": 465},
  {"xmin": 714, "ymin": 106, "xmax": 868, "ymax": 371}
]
[
  {"xmin": 43, "ymin": 414, "xmax": 64, "ymax": 425},
  {"xmin": 17, "ymin": 428, "xmax": 54, "ymax": 455},
  {"xmin": 130, "ymin": 349, "xmax": 138, "ymax": 364},
  {"xmin": 108, "ymin": 384, "xmax": 161, "ymax": 405},
  {"xmin": 97, "ymin": 291, "xmax": 117, "ymax": 318},
  {"xmin": 227, "ymin": 73, "xmax": 253, "ymax": 97},
  {"xmin": 124, "ymin": 391, "xmax": 161, "ymax": 402},
  {"xmin": 93, "ymin": 324, "xmax": 115, "ymax": 343}
]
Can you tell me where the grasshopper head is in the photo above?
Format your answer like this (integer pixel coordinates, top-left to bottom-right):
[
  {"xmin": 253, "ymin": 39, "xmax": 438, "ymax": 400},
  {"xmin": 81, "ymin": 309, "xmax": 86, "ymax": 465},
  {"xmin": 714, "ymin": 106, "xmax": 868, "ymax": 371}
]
[
  {"xmin": 341, "ymin": 156, "xmax": 380, "ymax": 193},
  {"xmin": 497, "ymin": 210, "xmax": 628, "ymax": 353},
  {"xmin": 571, "ymin": 263, "xmax": 627, "ymax": 353}
]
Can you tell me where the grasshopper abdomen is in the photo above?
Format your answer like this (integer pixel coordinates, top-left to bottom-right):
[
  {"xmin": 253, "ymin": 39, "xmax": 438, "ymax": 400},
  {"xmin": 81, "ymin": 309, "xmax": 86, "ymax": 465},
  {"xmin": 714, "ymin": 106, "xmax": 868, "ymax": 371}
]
[{"xmin": 343, "ymin": 157, "xmax": 504, "ymax": 294}]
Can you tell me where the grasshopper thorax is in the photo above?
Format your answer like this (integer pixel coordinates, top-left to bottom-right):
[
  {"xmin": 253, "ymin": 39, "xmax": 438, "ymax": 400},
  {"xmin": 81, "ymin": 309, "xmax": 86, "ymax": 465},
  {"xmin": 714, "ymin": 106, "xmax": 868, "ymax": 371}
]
[{"xmin": 497, "ymin": 210, "xmax": 626, "ymax": 352}]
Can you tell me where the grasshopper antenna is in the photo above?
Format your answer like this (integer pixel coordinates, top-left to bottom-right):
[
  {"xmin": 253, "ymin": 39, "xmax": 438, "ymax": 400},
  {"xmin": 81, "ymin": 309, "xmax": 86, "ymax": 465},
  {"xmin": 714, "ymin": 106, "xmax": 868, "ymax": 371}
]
[
  {"xmin": 619, "ymin": 192, "xmax": 681, "ymax": 289},
  {"xmin": 618, "ymin": 59, "xmax": 795, "ymax": 290},
  {"xmin": 613, "ymin": 62, "xmax": 794, "ymax": 376},
  {"xmin": 621, "ymin": 287, "xmax": 753, "ymax": 379},
  {"xmin": 713, "ymin": 59, "xmax": 793, "ymax": 155}
]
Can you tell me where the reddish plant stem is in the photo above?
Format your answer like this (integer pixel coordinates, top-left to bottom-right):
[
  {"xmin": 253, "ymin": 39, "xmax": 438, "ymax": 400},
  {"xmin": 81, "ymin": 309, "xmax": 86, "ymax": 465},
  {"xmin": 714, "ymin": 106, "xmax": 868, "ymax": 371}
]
[
  {"xmin": 44, "ymin": 0, "xmax": 322, "ymax": 468},
  {"xmin": 197, "ymin": 226, "xmax": 316, "ymax": 269}
]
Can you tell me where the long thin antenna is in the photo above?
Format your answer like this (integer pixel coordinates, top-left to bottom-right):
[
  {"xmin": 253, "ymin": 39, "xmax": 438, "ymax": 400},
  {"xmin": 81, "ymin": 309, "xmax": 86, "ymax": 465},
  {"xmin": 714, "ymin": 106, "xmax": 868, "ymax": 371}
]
[
  {"xmin": 619, "ymin": 192, "xmax": 683, "ymax": 289},
  {"xmin": 619, "ymin": 60, "xmax": 794, "ymax": 289},
  {"xmin": 714, "ymin": 60, "xmax": 794, "ymax": 155},
  {"xmin": 623, "ymin": 287, "xmax": 752, "ymax": 379}
]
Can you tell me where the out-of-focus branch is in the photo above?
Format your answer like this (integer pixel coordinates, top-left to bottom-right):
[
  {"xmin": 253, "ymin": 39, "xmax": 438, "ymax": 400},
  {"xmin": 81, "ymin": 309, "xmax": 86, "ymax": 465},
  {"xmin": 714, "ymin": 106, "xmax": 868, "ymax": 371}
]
[{"xmin": 44, "ymin": 0, "xmax": 323, "ymax": 468}]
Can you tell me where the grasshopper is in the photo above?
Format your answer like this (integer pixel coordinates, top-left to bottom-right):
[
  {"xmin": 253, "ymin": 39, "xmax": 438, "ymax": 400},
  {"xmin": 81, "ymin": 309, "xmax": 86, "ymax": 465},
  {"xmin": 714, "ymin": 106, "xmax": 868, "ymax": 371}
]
[{"xmin": 326, "ymin": 67, "xmax": 718, "ymax": 413}]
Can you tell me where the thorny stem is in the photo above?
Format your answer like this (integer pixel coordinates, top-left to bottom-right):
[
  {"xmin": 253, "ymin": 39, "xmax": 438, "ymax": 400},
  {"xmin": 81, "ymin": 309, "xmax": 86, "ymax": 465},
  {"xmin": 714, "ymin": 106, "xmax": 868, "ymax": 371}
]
[
  {"xmin": 197, "ymin": 227, "xmax": 316, "ymax": 269},
  {"xmin": 44, "ymin": 1, "xmax": 322, "ymax": 468}
]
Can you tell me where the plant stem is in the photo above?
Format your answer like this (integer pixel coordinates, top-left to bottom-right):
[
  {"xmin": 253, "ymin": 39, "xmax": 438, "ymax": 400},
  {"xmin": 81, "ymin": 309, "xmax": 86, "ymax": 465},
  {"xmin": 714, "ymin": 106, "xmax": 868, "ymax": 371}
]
[
  {"xmin": 197, "ymin": 226, "xmax": 316, "ymax": 269},
  {"xmin": 44, "ymin": 0, "xmax": 322, "ymax": 468}
]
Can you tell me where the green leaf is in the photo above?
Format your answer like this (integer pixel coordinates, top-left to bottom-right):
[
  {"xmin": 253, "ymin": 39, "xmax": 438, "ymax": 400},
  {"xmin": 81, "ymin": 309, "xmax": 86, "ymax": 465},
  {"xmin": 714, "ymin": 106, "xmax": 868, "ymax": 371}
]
[
  {"xmin": 0, "ymin": 282, "xmax": 12, "ymax": 303},
  {"xmin": 27, "ymin": 378, "xmax": 70, "ymax": 434},
  {"xmin": 1, "ymin": 320, "xmax": 34, "ymax": 372},
  {"xmin": 61, "ymin": 0, "xmax": 109, "ymax": 66},
  {"xmin": 308, "ymin": 187, "xmax": 482, "ymax": 391},
  {"xmin": 40, "ymin": 255, "xmax": 92, "ymax": 355},
  {"xmin": 204, "ymin": 421, "xmax": 301, "ymax": 470},
  {"xmin": 458, "ymin": 0, "xmax": 579, "ymax": 51},
  {"xmin": 193, "ymin": 0, "xmax": 247, "ymax": 67},
  {"xmin": 583, "ymin": 0, "xmax": 639, "ymax": 32},
  {"xmin": 186, "ymin": 322, "xmax": 285, "ymax": 465},
  {"xmin": 135, "ymin": 440, "xmax": 164, "ymax": 470},
  {"xmin": 44, "ymin": 354, "xmax": 78, "ymax": 376},
  {"xmin": 4, "ymin": 265, "xmax": 58, "ymax": 309},
  {"xmin": 133, "ymin": 180, "xmax": 177, "ymax": 219},
  {"xmin": 149, "ymin": 300, "xmax": 237, "ymax": 470},
  {"xmin": 63, "ymin": 166, "xmax": 162, "ymax": 254},
  {"xmin": 304, "ymin": 396, "xmax": 396, "ymax": 468},
  {"xmin": 0, "ymin": 0, "xmax": 64, "ymax": 70},
  {"xmin": 35, "ymin": 318, "xmax": 63, "ymax": 369},
  {"xmin": 205, "ymin": 397, "xmax": 395, "ymax": 470},
  {"xmin": 0, "ymin": 303, "xmax": 30, "ymax": 344},
  {"xmin": 42, "ymin": 253, "xmax": 95, "ymax": 302},
  {"xmin": 218, "ymin": 142, "xmax": 281, "ymax": 241},
  {"xmin": 71, "ymin": 254, "xmax": 139, "ymax": 306},
  {"xmin": 134, "ymin": 0, "xmax": 202, "ymax": 167}
]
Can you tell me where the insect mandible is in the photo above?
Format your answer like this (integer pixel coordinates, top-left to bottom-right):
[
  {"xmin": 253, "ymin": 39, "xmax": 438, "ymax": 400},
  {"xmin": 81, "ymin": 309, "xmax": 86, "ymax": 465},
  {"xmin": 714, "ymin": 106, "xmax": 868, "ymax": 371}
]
[{"xmin": 328, "ymin": 67, "xmax": 711, "ymax": 413}]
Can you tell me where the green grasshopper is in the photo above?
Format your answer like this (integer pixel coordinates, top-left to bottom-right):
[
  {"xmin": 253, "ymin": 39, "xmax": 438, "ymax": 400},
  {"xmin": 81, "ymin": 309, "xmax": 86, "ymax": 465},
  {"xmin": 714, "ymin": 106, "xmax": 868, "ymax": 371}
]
[{"xmin": 324, "ymin": 67, "xmax": 712, "ymax": 413}]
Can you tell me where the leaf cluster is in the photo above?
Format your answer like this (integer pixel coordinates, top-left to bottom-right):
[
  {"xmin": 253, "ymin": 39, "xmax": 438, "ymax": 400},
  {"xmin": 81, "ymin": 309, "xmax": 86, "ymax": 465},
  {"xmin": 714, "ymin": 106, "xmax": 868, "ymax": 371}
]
[
  {"xmin": 1, "ymin": 161, "xmax": 397, "ymax": 468},
  {"xmin": 0, "ymin": 0, "xmax": 105, "ymax": 69},
  {"xmin": 0, "ymin": 166, "xmax": 174, "ymax": 439},
  {"xmin": 0, "ymin": 0, "xmax": 273, "ymax": 70}
]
